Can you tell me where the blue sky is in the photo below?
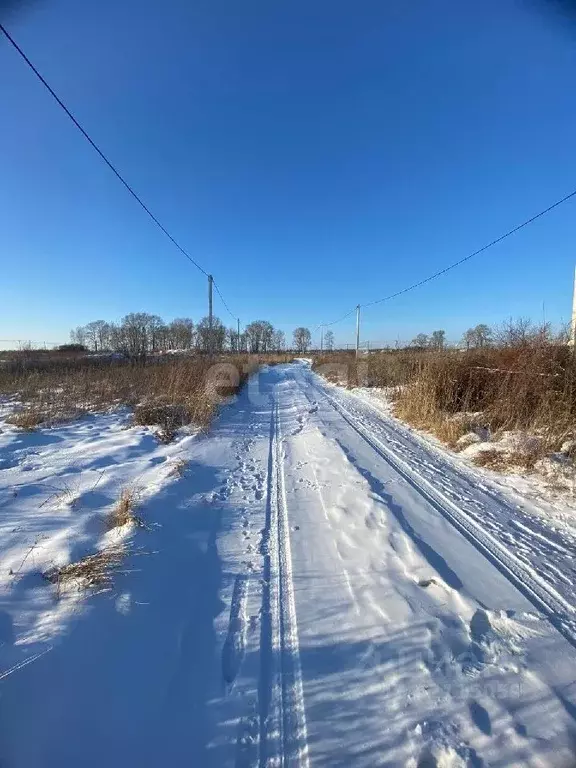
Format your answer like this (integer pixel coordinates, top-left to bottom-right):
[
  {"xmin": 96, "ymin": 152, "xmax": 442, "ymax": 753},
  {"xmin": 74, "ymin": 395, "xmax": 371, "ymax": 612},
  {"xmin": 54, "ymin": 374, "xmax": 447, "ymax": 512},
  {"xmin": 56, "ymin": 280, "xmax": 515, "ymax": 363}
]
[{"xmin": 1, "ymin": 0, "xmax": 576, "ymax": 348}]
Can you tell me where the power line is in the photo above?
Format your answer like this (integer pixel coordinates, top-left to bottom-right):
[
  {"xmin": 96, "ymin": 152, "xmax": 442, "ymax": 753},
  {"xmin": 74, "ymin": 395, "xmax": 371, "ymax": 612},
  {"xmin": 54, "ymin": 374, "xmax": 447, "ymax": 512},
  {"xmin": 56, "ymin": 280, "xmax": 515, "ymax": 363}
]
[
  {"xmin": 317, "ymin": 186, "xmax": 576, "ymax": 330},
  {"xmin": 0, "ymin": 22, "xmax": 209, "ymax": 277},
  {"xmin": 363, "ymin": 188, "xmax": 576, "ymax": 308},
  {"xmin": 212, "ymin": 278, "xmax": 238, "ymax": 322},
  {"xmin": 317, "ymin": 306, "xmax": 357, "ymax": 329}
]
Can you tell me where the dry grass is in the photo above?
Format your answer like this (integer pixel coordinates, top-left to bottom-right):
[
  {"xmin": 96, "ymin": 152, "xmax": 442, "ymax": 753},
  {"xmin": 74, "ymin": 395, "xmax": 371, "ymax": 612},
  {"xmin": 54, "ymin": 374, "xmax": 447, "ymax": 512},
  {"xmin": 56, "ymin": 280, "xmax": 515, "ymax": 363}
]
[
  {"xmin": 471, "ymin": 449, "xmax": 537, "ymax": 472},
  {"xmin": 43, "ymin": 545, "xmax": 125, "ymax": 594},
  {"xmin": 6, "ymin": 408, "xmax": 46, "ymax": 431},
  {"xmin": 0, "ymin": 352, "xmax": 287, "ymax": 435},
  {"xmin": 107, "ymin": 487, "xmax": 142, "ymax": 530},
  {"xmin": 313, "ymin": 330, "xmax": 576, "ymax": 465}
]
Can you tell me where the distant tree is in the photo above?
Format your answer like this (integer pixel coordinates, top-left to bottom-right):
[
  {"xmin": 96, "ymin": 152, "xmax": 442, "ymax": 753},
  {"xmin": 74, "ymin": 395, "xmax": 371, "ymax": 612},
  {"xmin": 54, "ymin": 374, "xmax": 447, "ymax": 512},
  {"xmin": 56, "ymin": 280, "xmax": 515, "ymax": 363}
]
[
  {"xmin": 495, "ymin": 318, "xmax": 553, "ymax": 348},
  {"xmin": 473, "ymin": 324, "xmax": 492, "ymax": 348},
  {"xmin": 226, "ymin": 327, "xmax": 243, "ymax": 353},
  {"xmin": 70, "ymin": 314, "xmax": 198, "ymax": 355},
  {"xmin": 324, "ymin": 330, "xmax": 335, "ymax": 351},
  {"xmin": 462, "ymin": 328, "xmax": 475, "ymax": 350},
  {"xmin": 293, "ymin": 327, "xmax": 312, "ymax": 353},
  {"xmin": 120, "ymin": 313, "xmax": 151, "ymax": 356},
  {"xmin": 411, "ymin": 333, "xmax": 428, "ymax": 348},
  {"xmin": 70, "ymin": 326, "xmax": 87, "ymax": 347},
  {"xmin": 272, "ymin": 329, "xmax": 285, "ymax": 352},
  {"xmin": 84, "ymin": 320, "xmax": 109, "ymax": 352},
  {"xmin": 245, "ymin": 321, "xmax": 275, "ymax": 353},
  {"xmin": 146, "ymin": 315, "xmax": 164, "ymax": 352},
  {"xmin": 463, "ymin": 324, "xmax": 492, "ymax": 349},
  {"xmin": 235, "ymin": 332, "xmax": 245, "ymax": 353},
  {"xmin": 196, "ymin": 316, "xmax": 226, "ymax": 352},
  {"xmin": 430, "ymin": 330, "xmax": 445, "ymax": 349},
  {"xmin": 58, "ymin": 343, "xmax": 87, "ymax": 352},
  {"xmin": 108, "ymin": 322, "xmax": 125, "ymax": 353},
  {"xmin": 168, "ymin": 318, "xmax": 194, "ymax": 350}
]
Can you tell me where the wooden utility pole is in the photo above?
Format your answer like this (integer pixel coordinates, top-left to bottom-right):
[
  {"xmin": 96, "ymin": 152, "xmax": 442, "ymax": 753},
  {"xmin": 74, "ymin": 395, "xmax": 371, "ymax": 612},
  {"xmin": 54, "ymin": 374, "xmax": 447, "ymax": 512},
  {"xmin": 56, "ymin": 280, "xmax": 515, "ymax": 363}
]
[{"xmin": 355, "ymin": 305, "xmax": 361, "ymax": 358}]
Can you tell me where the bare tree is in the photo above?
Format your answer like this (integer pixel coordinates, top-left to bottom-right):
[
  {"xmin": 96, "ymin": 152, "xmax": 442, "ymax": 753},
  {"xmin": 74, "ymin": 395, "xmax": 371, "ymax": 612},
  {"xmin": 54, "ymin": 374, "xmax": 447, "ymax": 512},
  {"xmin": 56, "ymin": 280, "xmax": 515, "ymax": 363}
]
[
  {"xmin": 411, "ymin": 333, "xmax": 428, "ymax": 348},
  {"xmin": 120, "ymin": 313, "xmax": 151, "ymax": 357},
  {"xmin": 245, "ymin": 321, "xmax": 275, "ymax": 353},
  {"xmin": 272, "ymin": 329, "xmax": 285, "ymax": 352},
  {"xmin": 463, "ymin": 324, "xmax": 492, "ymax": 350},
  {"xmin": 430, "ymin": 330, "xmax": 445, "ymax": 349},
  {"xmin": 226, "ymin": 327, "xmax": 241, "ymax": 352},
  {"xmin": 84, "ymin": 320, "xmax": 108, "ymax": 352},
  {"xmin": 493, "ymin": 318, "xmax": 552, "ymax": 348},
  {"xmin": 146, "ymin": 315, "xmax": 164, "ymax": 352},
  {"xmin": 70, "ymin": 326, "xmax": 87, "ymax": 347},
  {"xmin": 293, "ymin": 327, "xmax": 311, "ymax": 353},
  {"xmin": 324, "ymin": 330, "xmax": 335, "ymax": 351},
  {"xmin": 462, "ymin": 328, "xmax": 475, "ymax": 350},
  {"xmin": 169, "ymin": 318, "xmax": 194, "ymax": 350},
  {"xmin": 196, "ymin": 316, "xmax": 226, "ymax": 352}
]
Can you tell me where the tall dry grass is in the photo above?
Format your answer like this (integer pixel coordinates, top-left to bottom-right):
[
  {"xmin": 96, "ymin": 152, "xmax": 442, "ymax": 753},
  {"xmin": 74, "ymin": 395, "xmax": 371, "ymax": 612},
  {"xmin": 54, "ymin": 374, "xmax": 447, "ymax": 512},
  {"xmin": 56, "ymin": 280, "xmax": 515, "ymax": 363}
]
[
  {"xmin": 0, "ymin": 352, "xmax": 292, "ymax": 433},
  {"xmin": 313, "ymin": 333, "xmax": 576, "ymax": 454}
]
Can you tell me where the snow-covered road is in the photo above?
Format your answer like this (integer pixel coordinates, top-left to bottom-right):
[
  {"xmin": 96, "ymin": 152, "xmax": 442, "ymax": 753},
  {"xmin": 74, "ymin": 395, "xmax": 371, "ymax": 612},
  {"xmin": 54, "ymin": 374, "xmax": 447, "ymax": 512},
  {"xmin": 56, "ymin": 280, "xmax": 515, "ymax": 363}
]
[{"xmin": 2, "ymin": 361, "xmax": 576, "ymax": 766}]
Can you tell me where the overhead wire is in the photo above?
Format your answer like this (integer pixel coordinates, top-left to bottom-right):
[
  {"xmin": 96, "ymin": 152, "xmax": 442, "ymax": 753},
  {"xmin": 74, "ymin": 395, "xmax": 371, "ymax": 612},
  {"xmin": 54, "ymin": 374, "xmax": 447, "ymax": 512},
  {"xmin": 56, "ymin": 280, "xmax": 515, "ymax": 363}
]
[
  {"xmin": 318, "ymin": 186, "xmax": 576, "ymax": 329},
  {"xmin": 0, "ymin": 22, "xmax": 218, "ymax": 282},
  {"xmin": 363, "ymin": 187, "xmax": 576, "ymax": 309},
  {"xmin": 212, "ymin": 278, "xmax": 238, "ymax": 322},
  {"xmin": 4, "ymin": 21, "xmax": 575, "ymax": 333}
]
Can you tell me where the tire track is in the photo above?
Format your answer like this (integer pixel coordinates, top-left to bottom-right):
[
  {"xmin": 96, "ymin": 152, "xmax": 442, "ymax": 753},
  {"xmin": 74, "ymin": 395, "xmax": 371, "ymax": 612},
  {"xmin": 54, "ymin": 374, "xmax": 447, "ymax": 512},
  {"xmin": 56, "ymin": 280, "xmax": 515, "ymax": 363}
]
[
  {"xmin": 256, "ymin": 391, "xmax": 309, "ymax": 767},
  {"xmin": 302, "ymin": 374, "xmax": 576, "ymax": 651}
]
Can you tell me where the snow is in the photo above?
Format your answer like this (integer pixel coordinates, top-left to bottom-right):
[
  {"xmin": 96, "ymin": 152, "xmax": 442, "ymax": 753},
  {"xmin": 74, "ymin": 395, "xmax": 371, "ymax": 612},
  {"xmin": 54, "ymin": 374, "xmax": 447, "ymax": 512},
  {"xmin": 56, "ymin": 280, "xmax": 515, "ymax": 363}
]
[
  {"xmin": 1, "ymin": 361, "xmax": 576, "ymax": 766},
  {"xmin": 351, "ymin": 384, "xmax": 576, "ymax": 525}
]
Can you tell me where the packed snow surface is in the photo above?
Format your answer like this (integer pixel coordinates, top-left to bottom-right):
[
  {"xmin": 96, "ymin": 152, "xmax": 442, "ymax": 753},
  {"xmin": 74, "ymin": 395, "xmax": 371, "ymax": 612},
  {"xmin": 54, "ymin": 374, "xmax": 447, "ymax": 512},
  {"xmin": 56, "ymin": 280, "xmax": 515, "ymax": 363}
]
[{"xmin": 1, "ymin": 361, "xmax": 576, "ymax": 766}]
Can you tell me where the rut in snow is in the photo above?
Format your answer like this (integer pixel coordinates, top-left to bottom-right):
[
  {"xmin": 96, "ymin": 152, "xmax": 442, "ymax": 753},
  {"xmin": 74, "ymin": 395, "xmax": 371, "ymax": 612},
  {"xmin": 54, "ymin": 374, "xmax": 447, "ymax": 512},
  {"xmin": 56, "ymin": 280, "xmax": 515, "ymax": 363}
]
[{"xmin": 256, "ymin": 392, "xmax": 309, "ymax": 768}]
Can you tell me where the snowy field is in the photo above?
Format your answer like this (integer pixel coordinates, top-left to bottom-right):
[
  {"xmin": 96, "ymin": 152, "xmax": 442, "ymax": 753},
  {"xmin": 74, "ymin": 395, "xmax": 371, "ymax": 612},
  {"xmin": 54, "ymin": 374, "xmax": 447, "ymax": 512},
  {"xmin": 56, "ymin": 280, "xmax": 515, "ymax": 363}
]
[{"xmin": 1, "ymin": 360, "xmax": 576, "ymax": 766}]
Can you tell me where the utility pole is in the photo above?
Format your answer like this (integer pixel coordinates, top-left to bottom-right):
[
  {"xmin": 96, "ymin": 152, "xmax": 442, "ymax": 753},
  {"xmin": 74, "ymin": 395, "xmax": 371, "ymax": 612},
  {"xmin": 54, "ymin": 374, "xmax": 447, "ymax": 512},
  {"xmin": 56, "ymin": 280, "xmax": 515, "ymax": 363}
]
[
  {"xmin": 237, "ymin": 318, "xmax": 241, "ymax": 353},
  {"xmin": 320, "ymin": 325, "xmax": 324, "ymax": 353},
  {"xmin": 208, "ymin": 274, "xmax": 213, "ymax": 355},
  {"xmin": 355, "ymin": 304, "xmax": 361, "ymax": 358}
]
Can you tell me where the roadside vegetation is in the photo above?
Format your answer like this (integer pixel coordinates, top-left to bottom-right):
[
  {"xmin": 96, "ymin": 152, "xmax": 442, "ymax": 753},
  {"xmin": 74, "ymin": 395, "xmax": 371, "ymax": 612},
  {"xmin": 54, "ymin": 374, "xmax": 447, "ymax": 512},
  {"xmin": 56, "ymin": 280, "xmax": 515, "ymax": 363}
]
[
  {"xmin": 0, "ymin": 351, "xmax": 293, "ymax": 435},
  {"xmin": 313, "ymin": 320, "xmax": 576, "ymax": 485}
]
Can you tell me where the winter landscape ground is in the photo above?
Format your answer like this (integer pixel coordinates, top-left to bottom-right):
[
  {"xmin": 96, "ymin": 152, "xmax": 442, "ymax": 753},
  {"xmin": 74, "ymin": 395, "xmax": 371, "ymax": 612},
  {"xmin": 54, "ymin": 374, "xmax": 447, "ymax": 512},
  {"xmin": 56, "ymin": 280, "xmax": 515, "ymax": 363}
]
[{"xmin": 1, "ymin": 359, "xmax": 576, "ymax": 767}]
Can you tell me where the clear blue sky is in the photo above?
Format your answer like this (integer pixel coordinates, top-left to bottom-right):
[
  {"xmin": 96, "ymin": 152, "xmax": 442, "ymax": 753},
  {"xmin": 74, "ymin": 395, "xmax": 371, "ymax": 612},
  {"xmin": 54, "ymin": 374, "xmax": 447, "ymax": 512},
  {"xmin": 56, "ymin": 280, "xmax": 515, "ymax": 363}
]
[{"xmin": 1, "ymin": 0, "xmax": 576, "ymax": 347}]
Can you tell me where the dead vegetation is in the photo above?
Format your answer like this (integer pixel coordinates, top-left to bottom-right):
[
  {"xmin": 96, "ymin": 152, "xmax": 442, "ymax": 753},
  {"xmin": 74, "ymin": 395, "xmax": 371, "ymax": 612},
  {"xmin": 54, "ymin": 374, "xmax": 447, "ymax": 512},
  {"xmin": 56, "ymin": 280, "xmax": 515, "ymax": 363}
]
[
  {"xmin": 0, "ymin": 353, "xmax": 290, "ymax": 437},
  {"xmin": 106, "ymin": 487, "xmax": 143, "ymax": 530},
  {"xmin": 5, "ymin": 408, "xmax": 46, "ymax": 431},
  {"xmin": 313, "ymin": 322, "xmax": 576, "ymax": 478},
  {"xmin": 43, "ymin": 545, "xmax": 125, "ymax": 595}
]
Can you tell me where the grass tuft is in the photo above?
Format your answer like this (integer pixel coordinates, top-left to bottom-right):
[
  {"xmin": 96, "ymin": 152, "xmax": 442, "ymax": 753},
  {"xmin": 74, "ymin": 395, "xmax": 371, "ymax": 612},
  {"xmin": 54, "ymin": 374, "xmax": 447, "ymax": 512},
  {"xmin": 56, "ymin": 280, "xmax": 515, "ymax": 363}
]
[
  {"xmin": 6, "ymin": 408, "xmax": 45, "ymax": 431},
  {"xmin": 43, "ymin": 545, "xmax": 125, "ymax": 594},
  {"xmin": 106, "ymin": 487, "xmax": 143, "ymax": 530}
]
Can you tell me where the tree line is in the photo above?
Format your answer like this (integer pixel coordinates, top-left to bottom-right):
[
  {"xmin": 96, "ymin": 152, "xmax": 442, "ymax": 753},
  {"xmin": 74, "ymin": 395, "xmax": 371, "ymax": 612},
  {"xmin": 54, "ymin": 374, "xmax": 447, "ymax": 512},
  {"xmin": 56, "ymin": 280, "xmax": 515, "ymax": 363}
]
[
  {"xmin": 70, "ymin": 314, "xmax": 314, "ymax": 355},
  {"xmin": 411, "ymin": 326, "xmax": 491, "ymax": 350},
  {"xmin": 410, "ymin": 322, "xmax": 560, "ymax": 350}
]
